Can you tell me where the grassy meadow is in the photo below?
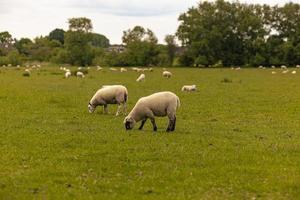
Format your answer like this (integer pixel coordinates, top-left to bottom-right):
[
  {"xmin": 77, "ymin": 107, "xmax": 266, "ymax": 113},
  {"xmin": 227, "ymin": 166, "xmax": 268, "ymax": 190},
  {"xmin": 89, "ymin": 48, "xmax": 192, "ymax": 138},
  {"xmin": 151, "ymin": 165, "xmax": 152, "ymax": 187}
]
[{"xmin": 0, "ymin": 66, "xmax": 300, "ymax": 199}]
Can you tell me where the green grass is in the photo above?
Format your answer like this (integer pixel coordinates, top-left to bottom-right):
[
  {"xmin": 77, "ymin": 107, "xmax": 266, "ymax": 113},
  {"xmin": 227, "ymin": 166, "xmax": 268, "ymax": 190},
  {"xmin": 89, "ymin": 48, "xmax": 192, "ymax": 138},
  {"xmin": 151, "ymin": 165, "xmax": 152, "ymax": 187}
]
[{"xmin": 0, "ymin": 67, "xmax": 300, "ymax": 199}]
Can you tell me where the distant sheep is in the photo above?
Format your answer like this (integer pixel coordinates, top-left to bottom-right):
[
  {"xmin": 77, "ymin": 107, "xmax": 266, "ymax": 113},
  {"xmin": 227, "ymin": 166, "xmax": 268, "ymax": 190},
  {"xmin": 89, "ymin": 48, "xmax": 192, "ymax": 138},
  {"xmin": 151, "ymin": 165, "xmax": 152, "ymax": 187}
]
[
  {"xmin": 76, "ymin": 71, "xmax": 85, "ymax": 78},
  {"xmin": 96, "ymin": 66, "xmax": 103, "ymax": 71},
  {"xmin": 292, "ymin": 70, "xmax": 297, "ymax": 74},
  {"xmin": 110, "ymin": 67, "xmax": 117, "ymax": 71},
  {"xmin": 120, "ymin": 68, "xmax": 127, "ymax": 72},
  {"xmin": 23, "ymin": 69, "xmax": 31, "ymax": 77},
  {"xmin": 281, "ymin": 65, "xmax": 287, "ymax": 69},
  {"xmin": 124, "ymin": 91, "xmax": 180, "ymax": 132},
  {"xmin": 271, "ymin": 71, "xmax": 277, "ymax": 74},
  {"xmin": 282, "ymin": 70, "xmax": 289, "ymax": 74},
  {"xmin": 182, "ymin": 85, "xmax": 197, "ymax": 92},
  {"xmin": 136, "ymin": 74, "xmax": 145, "ymax": 82},
  {"xmin": 296, "ymin": 65, "xmax": 300, "ymax": 68},
  {"xmin": 65, "ymin": 71, "xmax": 72, "ymax": 78},
  {"xmin": 162, "ymin": 71, "xmax": 172, "ymax": 78},
  {"xmin": 88, "ymin": 85, "xmax": 128, "ymax": 116}
]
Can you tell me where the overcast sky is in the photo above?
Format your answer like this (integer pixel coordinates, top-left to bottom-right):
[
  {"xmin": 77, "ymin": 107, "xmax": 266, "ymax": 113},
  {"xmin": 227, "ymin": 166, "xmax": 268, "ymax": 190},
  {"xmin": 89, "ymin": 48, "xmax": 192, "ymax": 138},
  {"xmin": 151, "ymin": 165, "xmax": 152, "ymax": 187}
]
[{"xmin": 0, "ymin": 0, "xmax": 299, "ymax": 44}]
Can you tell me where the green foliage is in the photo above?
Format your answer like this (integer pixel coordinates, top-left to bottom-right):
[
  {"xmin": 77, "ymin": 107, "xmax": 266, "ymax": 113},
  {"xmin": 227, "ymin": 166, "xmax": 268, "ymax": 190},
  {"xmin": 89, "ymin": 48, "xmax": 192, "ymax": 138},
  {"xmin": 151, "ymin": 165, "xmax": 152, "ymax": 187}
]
[
  {"xmin": 64, "ymin": 31, "xmax": 93, "ymax": 66},
  {"xmin": 7, "ymin": 50, "xmax": 24, "ymax": 66},
  {"xmin": 68, "ymin": 17, "xmax": 93, "ymax": 33},
  {"xmin": 89, "ymin": 33, "xmax": 110, "ymax": 48},
  {"xmin": 15, "ymin": 38, "xmax": 32, "ymax": 56},
  {"xmin": 122, "ymin": 26, "xmax": 158, "ymax": 45},
  {"xmin": 49, "ymin": 28, "xmax": 65, "ymax": 44}
]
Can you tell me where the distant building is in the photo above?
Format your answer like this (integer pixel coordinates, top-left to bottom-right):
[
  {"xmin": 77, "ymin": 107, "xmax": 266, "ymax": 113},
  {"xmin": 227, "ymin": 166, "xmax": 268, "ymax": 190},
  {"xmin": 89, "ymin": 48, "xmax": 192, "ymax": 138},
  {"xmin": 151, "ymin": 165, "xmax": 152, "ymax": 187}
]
[{"xmin": 108, "ymin": 44, "xmax": 126, "ymax": 53}]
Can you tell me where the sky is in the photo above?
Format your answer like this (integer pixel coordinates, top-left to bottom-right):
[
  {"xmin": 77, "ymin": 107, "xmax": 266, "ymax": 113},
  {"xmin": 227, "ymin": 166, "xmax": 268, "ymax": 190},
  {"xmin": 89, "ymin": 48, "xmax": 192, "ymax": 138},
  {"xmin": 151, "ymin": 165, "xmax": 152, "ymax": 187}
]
[{"xmin": 0, "ymin": 0, "xmax": 299, "ymax": 44}]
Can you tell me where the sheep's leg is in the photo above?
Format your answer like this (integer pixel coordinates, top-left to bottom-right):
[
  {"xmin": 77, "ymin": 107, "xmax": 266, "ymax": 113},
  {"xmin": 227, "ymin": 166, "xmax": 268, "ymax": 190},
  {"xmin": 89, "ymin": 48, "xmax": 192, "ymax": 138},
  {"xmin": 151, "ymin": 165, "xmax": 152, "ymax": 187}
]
[
  {"xmin": 116, "ymin": 104, "xmax": 122, "ymax": 116},
  {"xmin": 103, "ymin": 105, "xmax": 108, "ymax": 114},
  {"xmin": 139, "ymin": 118, "xmax": 147, "ymax": 130},
  {"xmin": 150, "ymin": 118, "xmax": 157, "ymax": 132},
  {"xmin": 166, "ymin": 118, "xmax": 173, "ymax": 132},
  {"xmin": 171, "ymin": 116, "xmax": 176, "ymax": 131}
]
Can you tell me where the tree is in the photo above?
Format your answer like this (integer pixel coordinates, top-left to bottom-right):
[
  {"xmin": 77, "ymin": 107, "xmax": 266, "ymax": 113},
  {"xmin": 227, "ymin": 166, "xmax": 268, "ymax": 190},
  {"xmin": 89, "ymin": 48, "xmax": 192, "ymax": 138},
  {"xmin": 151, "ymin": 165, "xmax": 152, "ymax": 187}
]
[
  {"xmin": 122, "ymin": 26, "xmax": 158, "ymax": 45},
  {"xmin": 49, "ymin": 28, "xmax": 65, "ymax": 44},
  {"xmin": 68, "ymin": 17, "xmax": 93, "ymax": 33},
  {"xmin": 15, "ymin": 38, "xmax": 32, "ymax": 56},
  {"xmin": 165, "ymin": 35, "xmax": 177, "ymax": 66},
  {"xmin": 64, "ymin": 31, "xmax": 93, "ymax": 66},
  {"xmin": 0, "ymin": 31, "xmax": 15, "ymax": 55},
  {"xmin": 89, "ymin": 33, "xmax": 110, "ymax": 48}
]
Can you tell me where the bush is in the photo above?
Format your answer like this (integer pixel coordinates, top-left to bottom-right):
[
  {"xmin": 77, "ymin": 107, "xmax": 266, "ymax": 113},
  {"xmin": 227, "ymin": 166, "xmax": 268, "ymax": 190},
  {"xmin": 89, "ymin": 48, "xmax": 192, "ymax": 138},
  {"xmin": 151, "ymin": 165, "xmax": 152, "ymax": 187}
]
[
  {"xmin": 0, "ymin": 56, "xmax": 9, "ymax": 66},
  {"xmin": 7, "ymin": 51, "xmax": 24, "ymax": 66}
]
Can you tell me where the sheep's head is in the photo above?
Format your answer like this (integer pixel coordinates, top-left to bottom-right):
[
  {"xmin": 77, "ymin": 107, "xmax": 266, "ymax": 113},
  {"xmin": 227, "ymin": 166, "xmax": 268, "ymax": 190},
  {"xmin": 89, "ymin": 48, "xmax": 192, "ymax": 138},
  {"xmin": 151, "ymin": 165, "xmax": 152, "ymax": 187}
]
[
  {"xmin": 124, "ymin": 116, "xmax": 136, "ymax": 130},
  {"xmin": 88, "ymin": 103, "xmax": 96, "ymax": 113}
]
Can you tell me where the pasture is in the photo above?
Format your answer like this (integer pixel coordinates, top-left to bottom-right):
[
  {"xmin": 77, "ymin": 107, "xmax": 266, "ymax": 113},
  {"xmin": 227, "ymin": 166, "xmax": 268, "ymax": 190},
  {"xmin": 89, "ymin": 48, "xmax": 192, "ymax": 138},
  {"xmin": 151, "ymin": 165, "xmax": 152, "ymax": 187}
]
[{"xmin": 0, "ymin": 67, "xmax": 300, "ymax": 199}]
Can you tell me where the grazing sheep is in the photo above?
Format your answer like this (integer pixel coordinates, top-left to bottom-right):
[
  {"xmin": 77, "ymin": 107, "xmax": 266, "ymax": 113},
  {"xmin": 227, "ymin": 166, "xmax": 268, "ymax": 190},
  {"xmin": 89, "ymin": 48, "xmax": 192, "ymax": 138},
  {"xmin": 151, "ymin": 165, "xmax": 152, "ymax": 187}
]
[
  {"xmin": 235, "ymin": 67, "xmax": 241, "ymax": 70},
  {"xmin": 88, "ymin": 85, "xmax": 128, "ymax": 116},
  {"xmin": 65, "ymin": 71, "xmax": 72, "ymax": 78},
  {"xmin": 296, "ymin": 65, "xmax": 300, "ymax": 68},
  {"xmin": 124, "ymin": 91, "xmax": 180, "ymax": 132},
  {"xmin": 8, "ymin": 64, "xmax": 12, "ymax": 67},
  {"xmin": 136, "ymin": 74, "xmax": 145, "ymax": 82},
  {"xmin": 282, "ymin": 70, "xmax": 289, "ymax": 74},
  {"xmin": 23, "ymin": 69, "xmax": 31, "ymax": 77},
  {"xmin": 281, "ymin": 65, "xmax": 287, "ymax": 69},
  {"xmin": 149, "ymin": 68, "xmax": 153, "ymax": 72},
  {"xmin": 271, "ymin": 65, "xmax": 276, "ymax": 69},
  {"xmin": 76, "ymin": 71, "xmax": 85, "ymax": 78},
  {"xmin": 110, "ymin": 67, "xmax": 117, "ymax": 71},
  {"xmin": 96, "ymin": 66, "xmax": 103, "ymax": 71},
  {"xmin": 182, "ymin": 85, "xmax": 197, "ymax": 92},
  {"xmin": 271, "ymin": 71, "xmax": 277, "ymax": 74},
  {"xmin": 16, "ymin": 65, "xmax": 20, "ymax": 68},
  {"xmin": 292, "ymin": 70, "xmax": 297, "ymax": 74},
  {"xmin": 120, "ymin": 68, "xmax": 127, "ymax": 72},
  {"xmin": 78, "ymin": 67, "xmax": 83, "ymax": 70},
  {"xmin": 162, "ymin": 71, "xmax": 172, "ymax": 78}
]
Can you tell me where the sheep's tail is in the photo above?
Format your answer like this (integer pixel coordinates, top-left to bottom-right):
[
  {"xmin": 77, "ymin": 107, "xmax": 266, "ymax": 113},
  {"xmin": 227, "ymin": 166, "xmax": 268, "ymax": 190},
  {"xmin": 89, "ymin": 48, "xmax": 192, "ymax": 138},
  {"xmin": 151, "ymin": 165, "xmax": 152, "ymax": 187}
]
[{"xmin": 176, "ymin": 96, "xmax": 181, "ymax": 109}]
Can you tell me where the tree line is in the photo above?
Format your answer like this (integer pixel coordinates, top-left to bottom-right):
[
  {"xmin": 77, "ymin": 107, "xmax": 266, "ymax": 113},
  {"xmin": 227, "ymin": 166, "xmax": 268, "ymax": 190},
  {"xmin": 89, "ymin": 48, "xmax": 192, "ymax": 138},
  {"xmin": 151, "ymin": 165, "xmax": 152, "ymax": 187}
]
[{"xmin": 1, "ymin": 0, "xmax": 300, "ymax": 67}]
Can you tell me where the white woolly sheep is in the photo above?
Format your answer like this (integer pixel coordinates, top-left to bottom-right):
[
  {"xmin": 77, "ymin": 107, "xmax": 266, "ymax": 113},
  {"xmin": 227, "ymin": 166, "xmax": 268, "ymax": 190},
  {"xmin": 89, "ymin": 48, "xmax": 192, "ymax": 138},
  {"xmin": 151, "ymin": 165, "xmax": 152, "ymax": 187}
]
[
  {"xmin": 296, "ymin": 65, "xmax": 300, "ymax": 68},
  {"xmin": 124, "ymin": 91, "xmax": 180, "ymax": 132},
  {"xmin": 281, "ymin": 65, "xmax": 287, "ymax": 69},
  {"xmin": 76, "ymin": 71, "xmax": 85, "ymax": 78},
  {"xmin": 136, "ymin": 74, "xmax": 145, "ymax": 82},
  {"xmin": 162, "ymin": 71, "xmax": 172, "ymax": 78},
  {"xmin": 282, "ymin": 70, "xmax": 289, "ymax": 74},
  {"xmin": 110, "ymin": 67, "xmax": 117, "ymax": 71},
  {"xmin": 271, "ymin": 66, "xmax": 276, "ymax": 69},
  {"xmin": 120, "ymin": 68, "xmax": 127, "ymax": 72},
  {"xmin": 182, "ymin": 85, "xmax": 197, "ymax": 92},
  {"xmin": 271, "ymin": 71, "xmax": 277, "ymax": 74},
  {"xmin": 292, "ymin": 70, "xmax": 297, "ymax": 74},
  {"xmin": 96, "ymin": 66, "xmax": 103, "ymax": 71},
  {"xmin": 23, "ymin": 69, "xmax": 31, "ymax": 77},
  {"xmin": 65, "ymin": 71, "xmax": 72, "ymax": 78},
  {"xmin": 88, "ymin": 85, "xmax": 128, "ymax": 116}
]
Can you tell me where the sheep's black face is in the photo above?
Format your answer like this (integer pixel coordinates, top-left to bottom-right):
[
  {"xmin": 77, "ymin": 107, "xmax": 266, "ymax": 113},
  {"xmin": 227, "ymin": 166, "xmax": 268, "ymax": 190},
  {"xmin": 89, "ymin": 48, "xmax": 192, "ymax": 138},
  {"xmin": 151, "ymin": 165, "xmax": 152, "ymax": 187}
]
[{"xmin": 124, "ymin": 117, "xmax": 135, "ymax": 130}]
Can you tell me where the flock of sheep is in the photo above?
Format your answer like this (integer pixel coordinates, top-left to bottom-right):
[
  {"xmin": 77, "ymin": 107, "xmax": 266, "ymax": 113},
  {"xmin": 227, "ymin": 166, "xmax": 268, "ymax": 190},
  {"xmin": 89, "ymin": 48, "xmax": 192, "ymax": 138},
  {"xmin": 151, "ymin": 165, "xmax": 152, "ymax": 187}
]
[{"xmin": 83, "ymin": 66, "xmax": 196, "ymax": 132}]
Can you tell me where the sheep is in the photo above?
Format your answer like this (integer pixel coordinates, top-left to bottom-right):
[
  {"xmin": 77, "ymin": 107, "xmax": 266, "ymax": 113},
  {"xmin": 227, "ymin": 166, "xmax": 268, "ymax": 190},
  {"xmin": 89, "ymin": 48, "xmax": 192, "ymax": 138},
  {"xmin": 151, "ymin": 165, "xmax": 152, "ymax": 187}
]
[
  {"xmin": 124, "ymin": 91, "xmax": 180, "ymax": 132},
  {"xmin": 235, "ymin": 67, "xmax": 241, "ymax": 70},
  {"xmin": 282, "ymin": 70, "xmax": 289, "ymax": 74},
  {"xmin": 110, "ymin": 67, "xmax": 117, "ymax": 71},
  {"xmin": 281, "ymin": 65, "xmax": 287, "ymax": 69},
  {"xmin": 148, "ymin": 68, "xmax": 153, "ymax": 72},
  {"xmin": 182, "ymin": 85, "xmax": 197, "ymax": 92},
  {"xmin": 296, "ymin": 65, "xmax": 300, "ymax": 68},
  {"xmin": 120, "ymin": 68, "xmax": 127, "ymax": 72},
  {"xmin": 8, "ymin": 64, "xmax": 12, "ymax": 67},
  {"xmin": 88, "ymin": 85, "xmax": 128, "ymax": 116},
  {"xmin": 96, "ymin": 66, "xmax": 103, "ymax": 71},
  {"xmin": 23, "ymin": 69, "xmax": 31, "ymax": 77},
  {"xmin": 136, "ymin": 74, "xmax": 145, "ymax": 82},
  {"xmin": 76, "ymin": 71, "xmax": 85, "ymax": 78},
  {"xmin": 292, "ymin": 70, "xmax": 297, "ymax": 74},
  {"xmin": 271, "ymin": 71, "xmax": 277, "ymax": 74},
  {"xmin": 271, "ymin": 65, "xmax": 276, "ymax": 69},
  {"xmin": 162, "ymin": 71, "xmax": 172, "ymax": 78},
  {"xmin": 65, "ymin": 71, "xmax": 72, "ymax": 78}
]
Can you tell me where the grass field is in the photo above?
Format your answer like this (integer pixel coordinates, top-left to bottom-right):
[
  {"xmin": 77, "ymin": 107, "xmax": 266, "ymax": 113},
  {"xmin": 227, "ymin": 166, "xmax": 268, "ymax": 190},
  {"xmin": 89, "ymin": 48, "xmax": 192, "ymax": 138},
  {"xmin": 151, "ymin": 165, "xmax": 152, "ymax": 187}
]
[{"xmin": 0, "ymin": 67, "xmax": 300, "ymax": 199}]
